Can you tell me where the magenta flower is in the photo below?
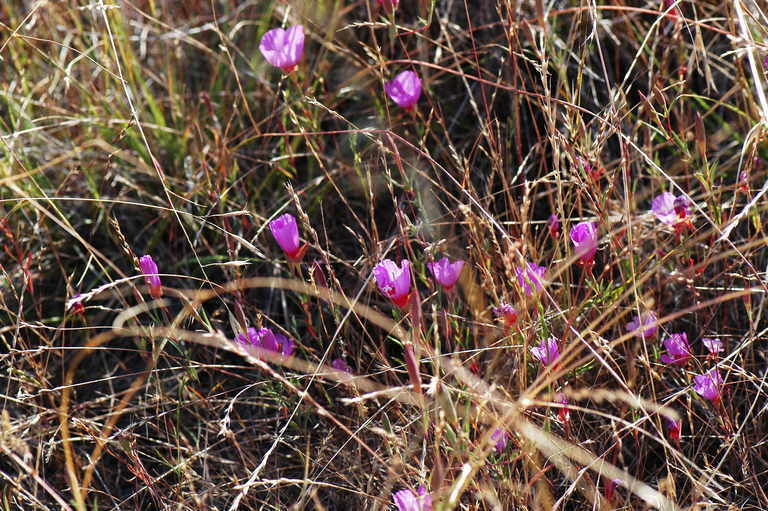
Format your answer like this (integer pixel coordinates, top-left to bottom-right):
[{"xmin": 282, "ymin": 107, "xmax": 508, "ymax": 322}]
[
  {"xmin": 269, "ymin": 213, "xmax": 304, "ymax": 261},
  {"xmin": 393, "ymin": 486, "xmax": 431, "ymax": 511},
  {"xmin": 666, "ymin": 417, "xmax": 681, "ymax": 444},
  {"xmin": 139, "ymin": 255, "xmax": 162, "ymax": 299},
  {"xmin": 548, "ymin": 213, "xmax": 560, "ymax": 238},
  {"xmin": 492, "ymin": 302, "xmax": 518, "ymax": 327},
  {"xmin": 332, "ymin": 358, "xmax": 353, "ymax": 374},
  {"xmin": 515, "ymin": 262, "xmax": 546, "ymax": 296},
  {"xmin": 693, "ymin": 368, "xmax": 723, "ymax": 403},
  {"xmin": 569, "ymin": 221, "xmax": 598, "ymax": 264},
  {"xmin": 236, "ymin": 327, "xmax": 294, "ymax": 358},
  {"xmin": 385, "ymin": 71, "xmax": 422, "ymax": 110},
  {"xmin": 373, "ymin": 259, "xmax": 412, "ymax": 308},
  {"xmin": 702, "ymin": 337, "xmax": 724, "ymax": 354},
  {"xmin": 626, "ymin": 312, "xmax": 658, "ymax": 339},
  {"xmin": 427, "ymin": 257, "xmax": 464, "ymax": 291},
  {"xmin": 660, "ymin": 332, "xmax": 692, "ymax": 366},
  {"xmin": 651, "ymin": 192, "xmax": 691, "ymax": 226},
  {"xmin": 530, "ymin": 337, "xmax": 559, "ymax": 366},
  {"xmin": 491, "ymin": 428, "xmax": 509, "ymax": 454},
  {"xmin": 259, "ymin": 25, "xmax": 304, "ymax": 73}
]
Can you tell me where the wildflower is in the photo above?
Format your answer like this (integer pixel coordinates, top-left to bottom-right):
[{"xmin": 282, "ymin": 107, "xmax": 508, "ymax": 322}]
[
  {"xmin": 693, "ymin": 368, "xmax": 723, "ymax": 403},
  {"xmin": 139, "ymin": 255, "xmax": 163, "ymax": 299},
  {"xmin": 269, "ymin": 213, "xmax": 305, "ymax": 262},
  {"xmin": 702, "ymin": 337, "xmax": 724, "ymax": 354},
  {"xmin": 259, "ymin": 25, "xmax": 305, "ymax": 73},
  {"xmin": 515, "ymin": 262, "xmax": 546, "ymax": 296},
  {"xmin": 557, "ymin": 393, "xmax": 570, "ymax": 424},
  {"xmin": 651, "ymin": 192, "xmax": 692, "ymax": 228},
  {"xmin": 548, "ymin": 214, "xmax": 560, "ymax": 238},
  {"xmin": 577, "ymin": 155, "xmax": 601, "ymax": 180},
  {"xmin": 427, "ymin": 257, "xmax": 464, "ymax": 291},
  {"xmin": 491, "ymin": 428, "xmax": 509, "ymax": 454},
  {"xmin": 373, "ymin": 259, "xmax": 412, "ymax": 308},
  {"xmin": 377, "ymin": 0, "xmax": 399, "ymax": 10},
  {"xmin": 385, "ymin": 71, "xmax": 422, "ymax": 110},
  {"xmin": 332, "ymin": 358, "xmax": 353, "ymax": 374},
  {"xmin": 626, "ymin": 311, "xmax": 658, "ymax": 339},
  {"xmin": 530, "ymin": 337, "xmax": 559, "ymax": 366},
  {"xmin": 666, "ymin": 417, "xmax": 681, "ymax": 445},
  {"xmin": 70, "ymin": 293, "xmax": 85, "ymax": 315},
  {"xmin": 393, "ymin": 486, "xmax": 432, "ymax": 511},
  {"xmin": 569, "ymin": 221, "xmax": 598, "ymax": 264},
  {"xmin": 660, "ymin": 332, "xmax": 692, "ymax": 366},
  {"xmin": 236, "ymin": 327, "xmax": 294, "ymax": 358},
  {"xmin": 492, "ymin": 302, "xmax": 518, "ymax": 327},
  {"xmin": 605, "ymin": 478, "xmax": 623, "ymax": 502}
]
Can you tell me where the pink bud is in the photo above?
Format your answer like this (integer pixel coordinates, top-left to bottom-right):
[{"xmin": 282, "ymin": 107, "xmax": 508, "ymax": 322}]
[
  {"xmin": 259, "ymin": 25, "xmax": 304, "ymax": 73},
  {"xmin": 385, "ymin": 71, "xmax": 422, "ymax": 109},
  {"xmin": 548, "ymin": 214, "xmax": 560, "ymax": 238},
  {"xmin": 427, "ymin": 257, "xmax": 464, "ymax": 291},
  {"xmin": 569, "ymin": 221, "xmax": 598, "ymax": 264},
  {"xmin": 269, "ymin": 213, "xmax": 303, "ymax": 261},
  {"xmin": 139, "ymin": 255, "xmax": 162, "ymax": 299},
  {"xmin": 373, "ymin": 259, "xmax": 412, "ymax": 308},
  {"xmin": 491, "ymin": 428, "xmax": 509, "ymax": 453}
]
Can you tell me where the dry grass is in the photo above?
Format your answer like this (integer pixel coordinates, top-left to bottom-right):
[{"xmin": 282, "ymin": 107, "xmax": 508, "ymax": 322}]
[{"xmin": 2, "ymin": 0, "xmax": 768, "ymax": 509}]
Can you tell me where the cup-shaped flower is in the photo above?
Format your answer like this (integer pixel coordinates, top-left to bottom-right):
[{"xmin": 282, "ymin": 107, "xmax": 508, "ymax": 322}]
[
  {"xmin": 626, "ymin": 312, "xmax": 658, "ymax": 339},
  {"xmin": 702, "ymin": 337, "xmax": 724, "ymax": 354},
  {"xmin": 259, "ymin": 25, "xmax": 304, "ymax": 73},
  {"xmin": 385, "ymin": 71, "xmax": 422, "ymax": 110},
  {"xmin": 427, "ymin": 257, "xmax": 464, "ymax": 291},
  {"xmin": 139, "ymin": 255, "xmax": 163, "ymax": 299},
  {"xmin": 492, "ymin": 302, "xmax": 518, "ymax": 327},
  {"xmin": 393, "ymin": 486, "xmax": 431, "ymax": 511},
  {"xmin": 373, "ymin": 259, "xmax": 412, "ymax": 308},
  {"xmin": 548, "ymin": 214, "xmax": 560, "ymax": 238},
  {"xmin": 515, "ymin": 262, "xmax": 546, "ymax": 296},
  {"xmin": 693, "ymin": 368, "xmax": 723, "ymax": 403},
  {"xmin": 269, "ymin": 213, "xmax": 304, "ymax": 261},
  {"xmin": 651, "ymin": 192, "xmax": 692, "ymax": 226},
  {"xmin": 332, "ymin": 358, "xmax": 352, "ymax": 374},
  {"xmin": 531, "ymin": 337, "xmax": 559, "ymax": 366},
  {"xmin": 569, "ymin": 221, "xmax": 598, "ymax": 264},
  {"xmin": 660, "ymin": 332, "xmax": 692, "ymax": 366},
  {"xmin": 237, "ymin": 327, "xmax": 294, "ymax": 358}
]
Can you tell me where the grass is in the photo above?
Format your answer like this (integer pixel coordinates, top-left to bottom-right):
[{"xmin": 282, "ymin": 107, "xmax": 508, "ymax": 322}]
[{"xmin": 2, "ymin": 0, "xmax": 768, "ymax": 509}]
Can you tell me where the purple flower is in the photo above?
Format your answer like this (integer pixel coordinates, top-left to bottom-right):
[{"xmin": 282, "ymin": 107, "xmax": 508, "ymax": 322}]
[
  {"xmin": 373, "ymin": 259, "xmax": 412, "ymax": 308},
  {"xmin": 548, "ymin": 214, "xmax": 560, "ymax": 238},
  {"xmin": 385, "ymin": 71, "xmax": 422, "ymax": 109},
  {"xmin": 651, "ymin": 192, "xmax": 691, "ymax": 225},
  {"xmin": 515, "ymin": 262, "xmax": 546, "ymax": 296},
  {"xmin": 491, "ymin": 428, "xmax": 509, "ymax": 454},
  {"xmin": 530, "ymin": 337, "xmax": 559, "ymax": 366},
  {"xmin": 492, "ymin": 302, "xmax": 518, "ymax": 327},
  {"xmin": 693, "ymin": 368, "xmax": 723, "ymax": 403},
  {"xmin": 393, "ymin": 486, "xmax": 431, "ymax": 511},
  {"xmin": 236, "ymin": 327, "xmax": 294, "ymax": 358},
  {"xmin": 259, "ymin": 25, "xmax": 304, "ymax": 73},
  {"xmin": 139, "ymin": 255, "xmax": 162, "ymax": 299},
  {"xmin": 569, "ymin": 221, "xmax": 598, "ymax": 264},
  {"xmin": 269, "ymin": 213, "xmax": 303, "ymax": 261},
  {"xmin": 626, "ymin": 312, "xmax": 658, "ymax": 339},
  {"xmin": 427, "ymin": 257, "xmax": 464, "ymax": 291},
  {"xmin": 702, "ymin": 337, "xmax": 724, "ymax": 354},
  {"xmin": 660, "ymin": 333, "xmax": 691, "ymax": 366},
  {"xmin": 332, "ymin": 358, "xmax": 353, "ymax": 374}
]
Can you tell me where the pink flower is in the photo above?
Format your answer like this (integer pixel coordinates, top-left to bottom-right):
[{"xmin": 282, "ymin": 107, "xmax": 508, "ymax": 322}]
[
  {"xmin": 393, "ymin": 486, "xmax": 432, "ymax": 511},
  {"xmin": 373, "ymin": 259, "xmax": 412, "ymax": 308},
  {"xmin": 515, "ymin": 262, "xmax": 546, "ymax": 296},
  {"xmin": 427, "ymin": 257, "xmax": 464, "ymax": 291},
  {"xmin": 666, "ymin": 417, "xmax": 681, "ymax": 445},
  {"xmin": 626, "ymin": 312, "xmax": 658, "ymax": 339},
  {"xmin": 693, "ymin": 368, "xmax": 723, "ymax": 403},
  {"xmin": 491, "ymin": 428, "xmax": 509, "ymax": 453},
  {"xmin": 569, "ymin": 221, "xmax": 598, "ymax": 264},
  {"xmin": 259, "ymin": 25, "xmax": 304, "ymax": 73},
  {"xmin": 651, "ymin": 192, "xmax": 691, "ymax": 226},
  {"xmin": 557, "ymin": 393, "xmax": 570, "ymax": 424},
  {"xmin": 548, "ymin": 214, "xmax": 560, "ymax": 238},
  {"xmin": 385, "ymin": 71, "xmax": 422, "ymax": 109},
  {"xmin": 702, "ymin": 337, "xmax": 724, "ymax": 354},
  {"xmin": 492, "ymin": 302, "xmax": 518, "ymax": 327},
  {"xmin": 236, "ymin": 327, "xmax": 294, "ymax": 358},
  {"xmin": 332, "ymin": 358, "xmax": 353, "ymax": 374},
  {"xmin": 660, "ymin": 332, "xmax": 692, "ymax": 366},
  {"xmin": 139, "ymin": 255, "xmax": 162, "ymax": 299},
  {"xmin": 530, "ymin": 337, "xmax": 559, "ymax": 366},
  {"xmin": 269, "ymin": 213, "xmax": 304, "ymax": 261}
]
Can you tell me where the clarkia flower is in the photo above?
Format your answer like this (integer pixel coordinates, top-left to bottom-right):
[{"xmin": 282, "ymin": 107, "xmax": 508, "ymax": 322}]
[
  {"xmin": 548, "ymin": 214, "xmax": 560, "ymax": 238},
  {"xmin": 269, "ymin": 213, "xmax": 304, "ymax": 261},
  {"xmin": 259, "ymin": 25, "xmax": 304, "ymax": 73},
  {"xmin": 492, "ymin": 302, "xmax": 518, "ymax": 327},
  {"xmin": 557, "ymin": 393, "xmax": 571, "ymax": 424},
  {"xmin": 626, "ymin": 312, "xmax": 658, "ymax": 339},
  {"xmin": 651, "ymin": 192, "xmax": 692, "ymax": 226},
  {"xmin": 530, "ymin": 337, "xmax": 559, "ymax": 366},
  {"xmin": 139, "ymin": 255, "xmax": 163, "ymax": 299},
  {"xmin": 660, "ymin": 332, "xmax": 692, "ymax": 366},
  {"xmin": 702, "ymin": 337, "xmax": 724, "ymax": 354},
  {"xmin": 427, "ymin": 257, "xmax": 464, "ymax": 291},
  {"xmin": 666, "ymin": 417, "xmax": 681, "ymax": 445},
  {"xmin": 491, "ymin": 428, "xmax": 509, "ymax": 454},
  {"xmin": 693, "ymin": 368, "xmax": 723, "ymax": 403},
  {"xmin": 332, "ymin": 358, "xmax": 353, "ymax": 374},
  {"xmin": 236, "ymin": 327, "xmax": 294, "ymax": 358},
  {"xmin": 392, "ymin": 486, "xmax": 432, "ymax": 511},
  {"xmin": 373, "ymin": 259, "xmax": 412, "ymax": 308},
  {"xmin": 385, "ymin": 71, "xmax": 422, "ymax": 110},
  {"xmin": 569, "ymin": 221, "xmax": 598, "ymax": 264},
  {"xmin": 515, "ymin": 262, "xmax": 546, "ymax": 296}
]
